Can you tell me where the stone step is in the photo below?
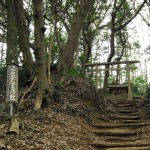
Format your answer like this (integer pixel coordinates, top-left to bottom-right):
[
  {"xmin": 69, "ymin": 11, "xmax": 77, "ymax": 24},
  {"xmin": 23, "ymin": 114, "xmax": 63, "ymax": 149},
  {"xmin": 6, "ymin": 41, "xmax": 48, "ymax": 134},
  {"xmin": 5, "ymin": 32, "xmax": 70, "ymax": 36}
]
[
  {"xmin": 106, "ymin": 95, "xmax": 127, "ymax": 101},
  {"xmin": 110, "ymin": 115, "xmax": 141, "ymax": 120},
  {"xmin": 112, "ymin": 105, "xmax": 138, "ymax": 109},
  {"xmin": 93, "ymin": 128, "xmax": 138, "ymax": 136},
  {"xmin": 113, "ymin": 99, "xmax": 138, "ymax": 103},
  {"xmin": 91, "ymin": 141, "xmax": 149, "ymax": 149},
  {"xmin": 116, "ymin": 112, "xmax": 140, "ymax": 116},
  {"xmin": 105, "ymin": 146, "xmax": 150, "ymax": 150},
  {"xmin": 114, "ymin": 108, "xmax": 139, "ymax": 113},
  {"xmin": 118, "ymin": 120, "xmax": 141, "ymax": 123},
  {"xmin": 112, "ymin": 103, "xmax": 138, "ymax": 107},
  {"xmin": 113, "ymin": 103, "xmax": 139, "ymax": 106},
  {"xmin": 113, "ymin": 106, "xmax": 139, "ymax": 110},
  {"xmin": 114, "ymin": 100, "xmax": 138, "ymax": 103},
  {"xmin": 105, "ymin": 137, "xmax": 140, "ymax": 142},
  {"xmin": 92, "ymin": 122, "xmax": 150, "ymax": 129}
]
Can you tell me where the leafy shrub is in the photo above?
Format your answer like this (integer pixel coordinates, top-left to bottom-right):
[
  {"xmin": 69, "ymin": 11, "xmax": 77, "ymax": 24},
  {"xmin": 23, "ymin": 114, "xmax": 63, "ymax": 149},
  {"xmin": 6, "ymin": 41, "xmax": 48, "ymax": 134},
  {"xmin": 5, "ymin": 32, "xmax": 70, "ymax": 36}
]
[
  {"xmin": 67, "ymin": 67, "xmax": 82, "ymax": 78},
  {"xmin": 64, "ymin": 147, "xmax": 71, "ymax": 150},
  {"xmin": 131, "ymin": 76, "xmax": 146, "ymax": 96}
]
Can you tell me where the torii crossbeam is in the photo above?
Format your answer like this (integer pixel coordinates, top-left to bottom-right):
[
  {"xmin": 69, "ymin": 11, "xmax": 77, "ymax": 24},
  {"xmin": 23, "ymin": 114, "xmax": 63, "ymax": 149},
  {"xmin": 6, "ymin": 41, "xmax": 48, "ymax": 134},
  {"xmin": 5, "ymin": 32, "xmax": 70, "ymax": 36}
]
[{"xmin": 85, "ymin": 60, "xmax": 140, "ymax": 100}]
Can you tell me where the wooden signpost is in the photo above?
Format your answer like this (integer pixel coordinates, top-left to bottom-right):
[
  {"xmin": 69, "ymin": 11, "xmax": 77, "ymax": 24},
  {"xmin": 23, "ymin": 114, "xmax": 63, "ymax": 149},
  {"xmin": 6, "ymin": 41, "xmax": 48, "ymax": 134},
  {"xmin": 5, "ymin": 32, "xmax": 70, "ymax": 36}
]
[{"xmin": 6, "ymin": 61, "xmax": 18, "ymax": 116}]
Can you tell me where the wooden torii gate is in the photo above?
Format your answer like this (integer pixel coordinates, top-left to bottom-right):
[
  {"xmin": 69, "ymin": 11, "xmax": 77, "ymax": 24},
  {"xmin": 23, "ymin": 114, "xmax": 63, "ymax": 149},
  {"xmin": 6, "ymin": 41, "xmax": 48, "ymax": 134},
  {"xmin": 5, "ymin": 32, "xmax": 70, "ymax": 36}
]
[{"xmin": 85, "ymin": 60, "xmax": 140, "ymax": 100}]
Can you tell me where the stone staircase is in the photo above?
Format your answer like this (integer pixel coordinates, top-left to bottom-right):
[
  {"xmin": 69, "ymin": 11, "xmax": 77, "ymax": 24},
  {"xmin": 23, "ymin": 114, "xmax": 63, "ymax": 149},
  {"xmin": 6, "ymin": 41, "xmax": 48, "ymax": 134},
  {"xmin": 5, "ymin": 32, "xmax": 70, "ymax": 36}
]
[{"xmin": 91, "ymin": 98, "xmax": 150, "ymax": 150}]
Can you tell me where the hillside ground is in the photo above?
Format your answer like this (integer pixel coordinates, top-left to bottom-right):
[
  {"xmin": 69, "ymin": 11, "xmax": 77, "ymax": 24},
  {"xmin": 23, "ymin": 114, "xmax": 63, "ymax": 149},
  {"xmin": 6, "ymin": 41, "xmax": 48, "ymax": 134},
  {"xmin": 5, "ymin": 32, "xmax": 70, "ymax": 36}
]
[{"xmin": 0, "ymin": 76, "xmax": 150, "ymax": 150}]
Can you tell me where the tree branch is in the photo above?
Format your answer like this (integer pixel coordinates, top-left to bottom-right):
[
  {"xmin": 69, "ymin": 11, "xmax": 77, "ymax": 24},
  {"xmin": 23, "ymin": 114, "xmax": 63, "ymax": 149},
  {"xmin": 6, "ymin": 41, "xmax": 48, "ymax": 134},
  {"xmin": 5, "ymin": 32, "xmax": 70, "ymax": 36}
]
[
  {"xmin": 115, "ymin": 1, "xmax": 146, "ymax": 32},
  {"xmin": 98, "ymin": 23, "xmax": 110, "ymax": 30},
  {"xmin": 115, "ymin": 10, "xmax": 132, "ymax": 26},
  {"xmin": 139, "ymin": 12, "xmax": 150, "ymax": 26},
  {"xmin": 115, "ymin": 0, "xmax": 126, "ymax": 12}
]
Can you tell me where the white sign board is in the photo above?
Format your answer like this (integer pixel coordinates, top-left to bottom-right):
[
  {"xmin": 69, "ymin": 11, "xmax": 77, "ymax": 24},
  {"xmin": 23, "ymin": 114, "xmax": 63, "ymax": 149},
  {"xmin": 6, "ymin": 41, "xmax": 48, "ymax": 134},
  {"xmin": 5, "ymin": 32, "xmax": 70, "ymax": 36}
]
[{"xmin": 6, "ymin": 64, "xmax": 18, "ymax": 103}]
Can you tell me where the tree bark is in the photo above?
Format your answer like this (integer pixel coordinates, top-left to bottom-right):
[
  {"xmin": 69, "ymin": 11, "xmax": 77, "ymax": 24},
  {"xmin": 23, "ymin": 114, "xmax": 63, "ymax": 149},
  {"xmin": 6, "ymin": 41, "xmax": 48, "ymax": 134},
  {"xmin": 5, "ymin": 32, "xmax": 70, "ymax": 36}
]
[
  {"xmin": 82, "ymin": 25, "xmax": 93, "ymax": 76},
  {"xmin": 103, "ymin": 7, "xmax": 116, "ymax": 90},
  {"xmin": 6, "ymin": 0, "xmax": 18, "ymax": 63},
  {"xmin": 32, "ymin": 0, "xmax": 52, "ymax": 109},
  {"xmin": 14, "ymin": 0, "xmax": 34, "ymax": 77},
  {"xmin": 58, "ymin": 0, "xmax": 94, "ymax": 74}
]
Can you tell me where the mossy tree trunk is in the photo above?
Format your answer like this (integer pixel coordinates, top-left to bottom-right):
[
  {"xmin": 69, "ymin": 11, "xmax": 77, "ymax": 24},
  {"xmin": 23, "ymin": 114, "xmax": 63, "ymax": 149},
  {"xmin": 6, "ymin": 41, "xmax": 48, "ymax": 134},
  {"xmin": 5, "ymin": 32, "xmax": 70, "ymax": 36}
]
[
  {"xmin": 32, "ymin": 0, "xmax": 53, "ymax": 110},
  {"xmin": 14, "ymin": 0, "xmax": 34, "ymax": 77}
]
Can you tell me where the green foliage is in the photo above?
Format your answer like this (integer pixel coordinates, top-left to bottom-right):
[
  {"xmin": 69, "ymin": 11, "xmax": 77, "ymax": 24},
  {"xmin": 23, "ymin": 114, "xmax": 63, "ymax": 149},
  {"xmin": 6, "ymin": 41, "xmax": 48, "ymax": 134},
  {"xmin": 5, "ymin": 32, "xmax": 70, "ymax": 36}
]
[
  {"xmin": 146, "ymin": 83, "xmax": 150, "ymax": 98},
  {"xmin": 64, "ymin": 147, "xmax": 71, "ymax": 150},
  {"xmin": 116, "ymin": 0, "xmax": 132, "ymax": 24},
  {"xmin": 131, "ymin": 76, "xmax": 146, "ymax": 96},
  {"xmin": 133, "ymin": 41, "xmax": 141, "ymax": 49},
  {"xmin": 45, "ymin": 32, "xmax": 67, "ymax": 63},
  {"xmin": 79, "ymin": 52, "xmax": 86, "ymax": 64},
  {"xmin": 0, "ymin": 65, "xmax": 7, "ymax": 90},
  {"xmin": 67, "ymin": 67, "xmax": 82, "ymax": 78},
  {"xmin": 85, "ymin": 69, "xmax": 94, "ymax": 81}
]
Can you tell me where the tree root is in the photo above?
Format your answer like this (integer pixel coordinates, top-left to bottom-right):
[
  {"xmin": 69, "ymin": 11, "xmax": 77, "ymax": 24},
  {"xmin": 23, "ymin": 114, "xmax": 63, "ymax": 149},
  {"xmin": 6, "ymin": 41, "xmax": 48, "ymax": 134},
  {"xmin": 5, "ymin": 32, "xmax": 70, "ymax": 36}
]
[
  {"xmin": 7, "ymin": 115, "xmax": 23, "ymax": 135},
  {"xmin": 0, "ymin": 140, "xmax": 6, "ymax": 149},
  {"xmin": 19, "ymin": 76, "xmax": 37, "ymax": 108}
]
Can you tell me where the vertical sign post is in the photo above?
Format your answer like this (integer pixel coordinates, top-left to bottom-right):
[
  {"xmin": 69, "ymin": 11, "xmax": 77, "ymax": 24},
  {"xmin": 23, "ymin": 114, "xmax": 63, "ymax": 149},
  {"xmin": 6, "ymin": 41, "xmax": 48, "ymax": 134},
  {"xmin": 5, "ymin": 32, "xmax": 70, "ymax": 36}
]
[{"xmin": 6, "ymin": 61, "xmax": 18, "ymax": 116}]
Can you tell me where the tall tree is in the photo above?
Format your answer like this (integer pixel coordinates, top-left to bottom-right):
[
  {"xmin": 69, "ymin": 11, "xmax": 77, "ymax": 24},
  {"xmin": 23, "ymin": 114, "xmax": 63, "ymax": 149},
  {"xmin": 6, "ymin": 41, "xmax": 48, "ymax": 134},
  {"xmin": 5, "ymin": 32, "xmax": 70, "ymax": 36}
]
[
  {"xmin": 138, "ymin": 0, "xmax": 150, "ymax": 27},
  {"xmin": 103, "ymin": 0, "xmax": 146, "ymax": 90},
  {"xmin": 0, "ymin": 1, "xmax": 7, "ymax": 43},
  {"xmin": 32, "ymin": 0, "xmax": 53, "ymax": 109},
  {"xmin": 58, "ymin": 0, "xmax": 95, "ymax": 74},
  {"xmin": 81, "ymin": 1, "xmax": 112, "ymax": 75},
  {"xmin": 6, "ymin": 0, "xmax": 18, "ymax": 63},
  {"xmin": 14, "ymin": 0, "xmax": 34, "ymax": 76}
]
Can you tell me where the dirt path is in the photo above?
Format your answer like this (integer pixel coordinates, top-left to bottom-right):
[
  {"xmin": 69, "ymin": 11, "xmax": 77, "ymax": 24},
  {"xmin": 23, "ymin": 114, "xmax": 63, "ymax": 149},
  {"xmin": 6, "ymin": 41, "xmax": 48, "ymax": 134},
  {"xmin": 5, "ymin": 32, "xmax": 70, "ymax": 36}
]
[
  {"xmin": 1, "ymin": 93, "xmax": 150, "ymax": 149},
  {"xmin": 91, "ymin": 97, "xmax": 150, "ymax": 150}
]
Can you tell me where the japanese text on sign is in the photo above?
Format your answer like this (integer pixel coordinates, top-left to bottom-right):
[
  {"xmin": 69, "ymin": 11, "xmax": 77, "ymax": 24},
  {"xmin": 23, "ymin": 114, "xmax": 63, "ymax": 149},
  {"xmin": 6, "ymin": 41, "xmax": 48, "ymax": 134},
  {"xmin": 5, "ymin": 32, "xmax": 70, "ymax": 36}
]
[
  {"xmin": 10, "ymin": 66, "xmax": 16, "ymax": 101},
  {"xmin": 7, "ymin": 64, "xmax": 18, "ymax": 103}
]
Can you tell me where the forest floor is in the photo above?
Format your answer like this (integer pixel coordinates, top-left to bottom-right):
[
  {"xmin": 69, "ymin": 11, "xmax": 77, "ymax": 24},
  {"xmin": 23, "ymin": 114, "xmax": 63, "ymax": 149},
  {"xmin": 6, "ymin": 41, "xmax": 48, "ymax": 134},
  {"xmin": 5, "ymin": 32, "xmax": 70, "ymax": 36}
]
[{"xmin": 0, "ymin": 77, "xmax": 150, "ymax": 150}]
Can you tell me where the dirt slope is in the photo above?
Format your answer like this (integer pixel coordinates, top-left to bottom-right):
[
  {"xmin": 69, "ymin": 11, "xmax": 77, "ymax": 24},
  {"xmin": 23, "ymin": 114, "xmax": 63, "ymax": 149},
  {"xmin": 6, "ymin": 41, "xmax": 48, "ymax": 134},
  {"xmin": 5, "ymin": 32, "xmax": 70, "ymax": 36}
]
[{"xmin": 1, "ymin": 78, "xmax": 150, "ymax": 150}]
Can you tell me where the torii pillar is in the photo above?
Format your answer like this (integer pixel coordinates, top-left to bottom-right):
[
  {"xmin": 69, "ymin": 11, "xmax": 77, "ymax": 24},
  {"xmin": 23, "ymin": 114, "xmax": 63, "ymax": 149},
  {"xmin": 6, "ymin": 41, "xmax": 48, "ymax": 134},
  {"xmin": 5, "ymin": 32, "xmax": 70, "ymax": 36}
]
[{"xmin": 127, "ymin": 62, "xmax": 133, "ymax": 100}]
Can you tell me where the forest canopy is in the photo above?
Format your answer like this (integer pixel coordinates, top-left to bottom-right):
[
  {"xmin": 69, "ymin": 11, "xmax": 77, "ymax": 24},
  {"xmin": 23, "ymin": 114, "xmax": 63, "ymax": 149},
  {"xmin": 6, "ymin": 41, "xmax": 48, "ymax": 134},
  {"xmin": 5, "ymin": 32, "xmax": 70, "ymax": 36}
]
[{"xmin": 0, "ymin": 0, "xmax": 150, "ymax": 109}]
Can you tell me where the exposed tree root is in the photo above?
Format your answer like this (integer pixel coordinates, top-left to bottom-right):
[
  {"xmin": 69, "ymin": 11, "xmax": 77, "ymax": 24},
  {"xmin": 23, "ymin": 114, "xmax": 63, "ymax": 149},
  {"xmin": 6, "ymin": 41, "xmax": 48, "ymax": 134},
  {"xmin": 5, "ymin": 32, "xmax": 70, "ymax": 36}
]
[
  {"xmin": 19, "ymin": 76, "xmax": 37, "ymax": 108},
  {"xmin": 7, "ymin": 115, "xmax": 23, "ymax": 134}
]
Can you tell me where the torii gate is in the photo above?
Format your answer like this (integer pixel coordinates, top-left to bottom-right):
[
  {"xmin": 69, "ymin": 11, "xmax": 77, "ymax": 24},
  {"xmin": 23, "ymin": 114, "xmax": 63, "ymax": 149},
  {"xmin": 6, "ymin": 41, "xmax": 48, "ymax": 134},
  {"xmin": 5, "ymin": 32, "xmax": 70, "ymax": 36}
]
[{"xmin": 85, "ymin": 60, "xmax": 140, "ymax": 100}]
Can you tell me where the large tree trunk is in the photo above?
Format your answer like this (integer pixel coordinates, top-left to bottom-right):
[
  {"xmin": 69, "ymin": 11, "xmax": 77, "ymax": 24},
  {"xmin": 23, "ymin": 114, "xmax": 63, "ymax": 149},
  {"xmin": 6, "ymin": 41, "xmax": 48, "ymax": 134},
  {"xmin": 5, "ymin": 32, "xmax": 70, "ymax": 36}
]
[
  {"xmin": 82, "ymin": 26, "xmax": 93, "ymax": 76},
  {"xmin": 58, "ymin": 0, "xmax": 94, "ymax": 74},
  {"xmin": 14, "ymin": 0, "xmax": 34, "ymax": 77},
  {"xmin": 32, "ymin": 0, "xmax": 52, "ymax": 110},
  {"xmin": 103, "ymin": 11, "xmax": 116, "ymax": 90},
  {"xmin": 6, "ymin": 0, "xmax": 18, "ymax": 63}
]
